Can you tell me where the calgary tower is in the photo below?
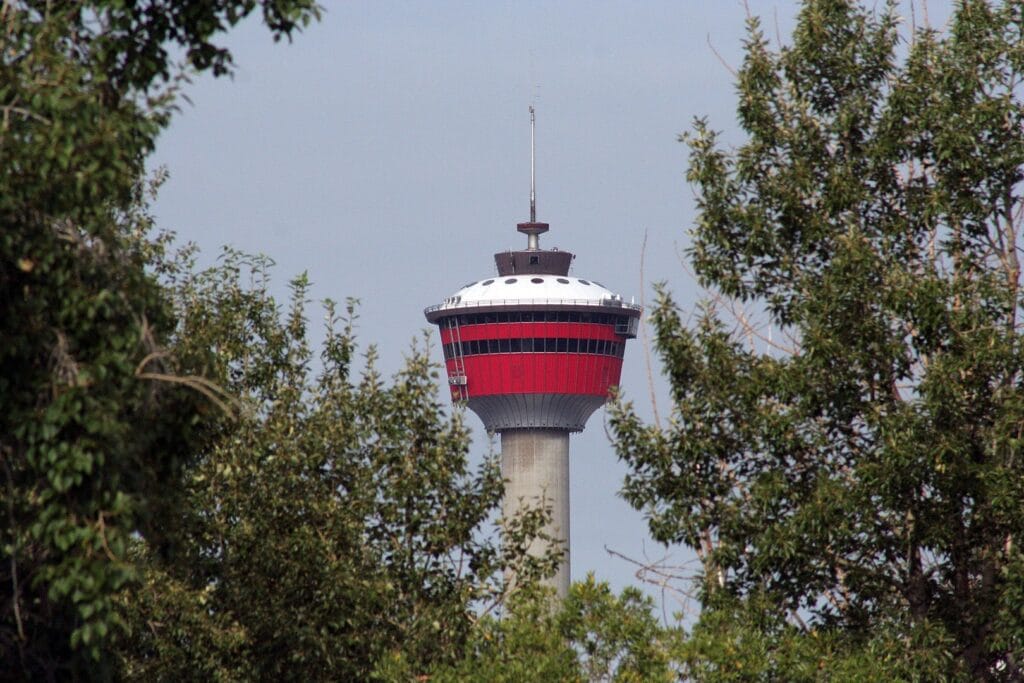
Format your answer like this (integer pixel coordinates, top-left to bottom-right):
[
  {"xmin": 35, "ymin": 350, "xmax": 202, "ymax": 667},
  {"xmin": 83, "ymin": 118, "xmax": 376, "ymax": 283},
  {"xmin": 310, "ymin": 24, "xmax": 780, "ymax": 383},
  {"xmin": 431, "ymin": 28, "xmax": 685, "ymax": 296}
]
[{"xmin": 424, "ymin": 109, "xmax": 641, "ymax": 596}]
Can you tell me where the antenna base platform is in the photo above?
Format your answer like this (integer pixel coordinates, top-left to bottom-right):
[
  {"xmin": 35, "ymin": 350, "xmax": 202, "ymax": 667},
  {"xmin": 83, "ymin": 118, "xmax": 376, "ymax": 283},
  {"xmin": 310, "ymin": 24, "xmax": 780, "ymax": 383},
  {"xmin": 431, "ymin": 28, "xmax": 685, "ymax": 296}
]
[
  {"xmin": 495, "ymin": 248, "xmax": 573, "ymax": 276},
  {"xmin": 517, "ymin": 222, "xmax": 549, "ymax": 236}
]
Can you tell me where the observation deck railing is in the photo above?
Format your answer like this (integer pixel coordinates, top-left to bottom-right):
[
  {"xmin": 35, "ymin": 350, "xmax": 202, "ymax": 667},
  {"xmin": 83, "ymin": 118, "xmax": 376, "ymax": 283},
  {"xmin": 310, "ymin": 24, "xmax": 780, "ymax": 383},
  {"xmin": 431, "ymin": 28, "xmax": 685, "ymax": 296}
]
[{"xmin": 425, "ymin": 297, "xmax": 643, "ymax": 316}]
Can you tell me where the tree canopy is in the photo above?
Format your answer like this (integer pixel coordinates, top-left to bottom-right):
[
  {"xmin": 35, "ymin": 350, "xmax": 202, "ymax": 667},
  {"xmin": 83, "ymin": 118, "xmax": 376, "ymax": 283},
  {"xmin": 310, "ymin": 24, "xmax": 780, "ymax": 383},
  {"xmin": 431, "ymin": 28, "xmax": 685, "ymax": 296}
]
[
  {"xmin": 612, "ymin": 0, "xmax": 1024, "ymax": 678},
  {"xmin": 15, "ymin": 0, "xmax": 1024, "ymax": 679},
  {"xmin": 2, "ymin": 0, "xmax": 669, "ymax": 679},
  {"xmin": 113, "ymin": 248, "xmax": 559, "ymax": 680},
  {"xmin": 0, "ymin": 2, "xmax": 573, "ymax": 677},
  {"xmin": 1, "ymin": 1, "xmax": 317, "ymax": 676}
]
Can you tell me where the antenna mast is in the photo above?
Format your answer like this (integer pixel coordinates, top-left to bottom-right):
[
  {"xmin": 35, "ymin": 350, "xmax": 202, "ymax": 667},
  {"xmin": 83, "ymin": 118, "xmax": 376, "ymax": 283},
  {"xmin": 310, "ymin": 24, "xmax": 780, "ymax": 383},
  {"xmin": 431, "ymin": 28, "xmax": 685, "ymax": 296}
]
[
  {"xmin": 529, "ymin": 105, "xmax": 536, "ymax": 224},
  {"xmin": 516, "ymin": 105, "xmax": 548, "ymax": 251}
]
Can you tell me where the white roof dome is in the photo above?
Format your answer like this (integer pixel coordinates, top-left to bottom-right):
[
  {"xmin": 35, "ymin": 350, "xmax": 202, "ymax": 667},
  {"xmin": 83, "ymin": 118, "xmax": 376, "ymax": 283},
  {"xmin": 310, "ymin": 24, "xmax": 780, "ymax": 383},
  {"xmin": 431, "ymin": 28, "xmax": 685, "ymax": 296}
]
[
  {"xmin": 449, "ymin": 274, "xmax": 619, "ymax": 306},
  {"xmin": 425, "ymin": 273, "xmax": 637, "ymax": 321}
]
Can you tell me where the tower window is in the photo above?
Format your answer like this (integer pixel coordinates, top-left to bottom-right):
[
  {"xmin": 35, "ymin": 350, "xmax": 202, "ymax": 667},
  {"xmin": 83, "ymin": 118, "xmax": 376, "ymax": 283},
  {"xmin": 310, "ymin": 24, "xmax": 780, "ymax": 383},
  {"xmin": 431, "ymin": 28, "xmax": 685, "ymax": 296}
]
[
  {"xmin": 452, "ymin": 337, "xmax": 625, "ymax": 358},
  {"xmin": 530, "ymin": 256, "xmax": 539, "ymax": 265}
]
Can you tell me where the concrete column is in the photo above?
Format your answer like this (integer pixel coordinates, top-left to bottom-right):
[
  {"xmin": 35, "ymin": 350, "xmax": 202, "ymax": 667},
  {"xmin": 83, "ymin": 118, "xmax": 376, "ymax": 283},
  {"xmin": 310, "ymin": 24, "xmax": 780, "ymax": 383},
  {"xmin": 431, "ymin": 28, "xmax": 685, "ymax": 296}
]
[{"xmin": 500, "ymin": 429, "xmax": 570, "ymax": 598}]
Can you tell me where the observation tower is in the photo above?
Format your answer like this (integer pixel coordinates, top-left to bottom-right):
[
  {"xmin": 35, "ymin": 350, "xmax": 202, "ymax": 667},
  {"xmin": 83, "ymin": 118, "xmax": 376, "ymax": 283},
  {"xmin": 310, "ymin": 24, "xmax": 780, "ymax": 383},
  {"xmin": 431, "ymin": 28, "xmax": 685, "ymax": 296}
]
[{"xmin": 424, "ymin": 109, "xmax": 641, "ymax": 596}]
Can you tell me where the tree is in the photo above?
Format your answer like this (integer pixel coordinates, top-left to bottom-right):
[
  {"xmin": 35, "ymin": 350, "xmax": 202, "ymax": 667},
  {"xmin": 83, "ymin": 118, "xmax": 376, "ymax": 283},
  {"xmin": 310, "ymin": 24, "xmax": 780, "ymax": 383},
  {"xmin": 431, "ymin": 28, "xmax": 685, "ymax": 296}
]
[
  {"xmin": 1, "ymin": 2, "xmax": 318, "ymax": 676},
  {"xmin": 611, "ymin": 0, "xmax": 1024, "ymax": 678},
  {"xmin": 386, "ymin": 575, "xmax": 677, "ymax": 683},
  {"xmin": 113, "ymin": 250, "xmax": 559, "ymax": 680}
]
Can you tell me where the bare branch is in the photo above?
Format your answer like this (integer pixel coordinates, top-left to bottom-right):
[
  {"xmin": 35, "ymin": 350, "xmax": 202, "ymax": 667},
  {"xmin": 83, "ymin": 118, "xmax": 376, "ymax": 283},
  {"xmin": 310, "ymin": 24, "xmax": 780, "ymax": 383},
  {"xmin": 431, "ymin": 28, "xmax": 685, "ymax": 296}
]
[
  {"xmin": 605, "ymin": 545, "xmax": 699, "ymax": 626},
  {"xmin": 638, "ymin": 229, "xmax": 661, "ymax": 429},
  {"xmin": 2, "ymin": 449, "xmax": 26, "ymax": 649},
  {"xmin": 136, "ymin": 371, "xmax": 239, "ymax": 419},
  {"xmin": 706, "ymin": 34, "xmax": 738, "ymax": 78}
]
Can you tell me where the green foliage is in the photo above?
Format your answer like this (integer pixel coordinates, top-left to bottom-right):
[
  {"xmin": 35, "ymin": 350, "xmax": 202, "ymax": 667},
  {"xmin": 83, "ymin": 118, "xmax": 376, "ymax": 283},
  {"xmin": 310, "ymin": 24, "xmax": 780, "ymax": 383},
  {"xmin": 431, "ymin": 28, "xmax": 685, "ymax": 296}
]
[
  {"xmin": 1, "ymin": 1, "xmax": 319, "ymax": 677},
  {"xmin": 115, "ymin": 251, "xmax": 558, "ymax": 680},
  {"xmin": 391, "ymin": 575, "xmax": 676, "ymax": 683},
  {"xmin": 1, "ymin": 167, "xmax": 211, "ymax": 677},
  {"xmin": 560, "ymin": 576, "xmax": 677, "ymax": 682},
  {"xmin": 612, "ymin": 0, "xmax": 1024, "ymax": 678},
  {"xmin": 678, "ymin": 592, "xmax": 957, "ymax": 682}
]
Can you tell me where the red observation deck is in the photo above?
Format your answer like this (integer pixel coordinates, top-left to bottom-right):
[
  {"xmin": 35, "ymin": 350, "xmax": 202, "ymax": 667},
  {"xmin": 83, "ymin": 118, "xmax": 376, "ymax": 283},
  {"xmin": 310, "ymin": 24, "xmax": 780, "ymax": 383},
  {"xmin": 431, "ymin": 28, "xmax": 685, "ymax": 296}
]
[{"xmin": 424, "ymin": 240, "xmax": 641, "ymax": 432}]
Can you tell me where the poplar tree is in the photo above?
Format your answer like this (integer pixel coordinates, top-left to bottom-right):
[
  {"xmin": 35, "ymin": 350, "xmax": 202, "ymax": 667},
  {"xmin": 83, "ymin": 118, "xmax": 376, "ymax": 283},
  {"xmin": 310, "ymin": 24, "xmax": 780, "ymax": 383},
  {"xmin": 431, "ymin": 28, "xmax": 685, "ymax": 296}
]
[
  {"xmin": 114, "ymin": 252, "xmax": 558, "ymax": 680},
  {"xmin": 612, "ymin": 1, "xmax": 1024, "ymax": 678},
  {"xmin": 1, "ymin": 2, "xmax": 318, "ymax": 676},
  {"xmin": 3, "ymin": 5, "xmax": 558, "ymax": 677}
]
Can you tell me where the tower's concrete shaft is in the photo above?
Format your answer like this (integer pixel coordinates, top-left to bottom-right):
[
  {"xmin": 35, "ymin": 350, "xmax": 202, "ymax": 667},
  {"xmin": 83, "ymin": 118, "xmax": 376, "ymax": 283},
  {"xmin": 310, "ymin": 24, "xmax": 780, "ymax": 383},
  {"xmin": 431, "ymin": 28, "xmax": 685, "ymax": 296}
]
[{"xmin": 500, "ymin": 429, "xmax": 570, "ymax": 597}]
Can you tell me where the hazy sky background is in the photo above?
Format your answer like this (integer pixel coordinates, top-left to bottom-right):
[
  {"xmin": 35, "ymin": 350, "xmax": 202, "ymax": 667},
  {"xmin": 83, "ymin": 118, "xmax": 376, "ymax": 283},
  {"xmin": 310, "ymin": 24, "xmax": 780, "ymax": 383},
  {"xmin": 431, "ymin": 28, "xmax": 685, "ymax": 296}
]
[{"xmin": 148, "ymin": 1, "xmax": 946, "ymax": 613}]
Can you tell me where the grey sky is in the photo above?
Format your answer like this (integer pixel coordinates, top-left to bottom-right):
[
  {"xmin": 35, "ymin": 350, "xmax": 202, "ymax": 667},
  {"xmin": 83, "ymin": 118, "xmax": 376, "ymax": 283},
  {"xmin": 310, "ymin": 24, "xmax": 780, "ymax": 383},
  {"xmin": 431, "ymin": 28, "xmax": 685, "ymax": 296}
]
[{"xmin": 150, "ymin": 1, "xmax": 814, "ymax": 610}]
